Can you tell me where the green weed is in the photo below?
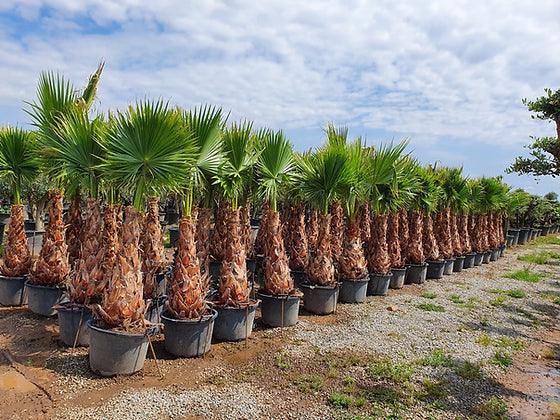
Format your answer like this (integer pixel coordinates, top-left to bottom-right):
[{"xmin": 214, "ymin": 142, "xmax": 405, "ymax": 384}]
[
  {"xmin": 504, "ymin": 268, "xmax": 545, "ymax": 283},
  {"xmin": 416, "ymin": 303, "xmax": 446, "ymax": 312}
]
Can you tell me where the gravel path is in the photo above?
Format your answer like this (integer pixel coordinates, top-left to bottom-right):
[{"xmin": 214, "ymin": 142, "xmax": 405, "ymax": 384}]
[{"xmin": 5, "ymin": 240, "xmax": 559, "ymax": 419}]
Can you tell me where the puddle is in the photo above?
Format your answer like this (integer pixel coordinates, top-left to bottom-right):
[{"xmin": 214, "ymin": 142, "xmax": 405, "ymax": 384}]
[{"xmin": 0, "ymin": 371, "xmax": 36, "ymax": 392}]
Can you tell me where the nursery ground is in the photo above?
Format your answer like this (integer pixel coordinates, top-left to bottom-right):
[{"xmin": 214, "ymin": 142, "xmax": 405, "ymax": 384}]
[{"xmin": 0, "ymin": 239, "xmax": 559, "ymax": 419}]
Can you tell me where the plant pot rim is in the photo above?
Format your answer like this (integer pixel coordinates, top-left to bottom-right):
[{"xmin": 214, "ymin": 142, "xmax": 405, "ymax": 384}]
[
  {"xmin": 445, "ymin": 257, "xmax": 456, "ymax": 262},
  {"xmin": 368, "ymin": 272, "xmax": 392, "ymax": 277},
  {"xmin": 406, "ymin": 262, "xmax": 428, "ymax": 267},
  {"xmin": 256, "ymin": 291, "xmax": 302, "ymax": 300},
  {"xmin": 0, "ymin": 274, "xmax": 27, "ymax": 280},
  {"xmin": 55, "ymin": 302, "xmax": 91, "ymax": 312},
  {"xmin": 339, "ymin": 276, "xmax": 369, "ymax": 283},
  {"xmin": 300, "ymin": 283, "xmax": 338, "ymax": 291},
  {"xmin": 455, "ymin": 255, "xmax": 466, "ymax": 260},
  {"xmin": 87, "ymin": 319, "xmax": 149, "ymax": 338},
  {"xmin": 391, "ymin": 267, "xmax": 407, "ymax": 272},
  {"xmin": 213, "ymin": 299, "xmax": 260, "ymax": 310},
  {"xmin": 427, "ymin": 260, "xmax": 445, "ymax": 264},
  {"xmin": 465, "ymin": 252, "xmax": 477, "ymax": 256},
  {"xmin": 161, "ymin": 308, "xmax": 217, "ymax": 324},
  {"xmin": 25, "ymin": 280, "xmax": 65, "ymax": 290}
]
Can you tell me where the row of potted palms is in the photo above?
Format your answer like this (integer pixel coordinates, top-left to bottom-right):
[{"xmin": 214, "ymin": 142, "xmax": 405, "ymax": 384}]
[{"xmin": 0, "ymin": 65, "xmax": 546, "ymax": 377}]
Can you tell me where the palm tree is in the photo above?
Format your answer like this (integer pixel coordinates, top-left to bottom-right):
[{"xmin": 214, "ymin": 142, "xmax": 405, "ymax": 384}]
[
  {"xmin": 94, "ymin": 100, "xmax": 190, "ymax": 329},
  {"xmin": 256, "ymin": 130, "xmax": 296, "ymax": 295},
  {"xmin": 0, "ymin": 128, "xmax": 39, "ymax": 278},
  {"xmin": 213, "ymin": 121, "xmax": 256, "ymax": 307},
  {"xmin": 416, "ymin": 167, "xmax": 441, "ymax": 264},
  {"xmin": 166, "ymin": 105, "xmax": 224, "ymax": 320}
]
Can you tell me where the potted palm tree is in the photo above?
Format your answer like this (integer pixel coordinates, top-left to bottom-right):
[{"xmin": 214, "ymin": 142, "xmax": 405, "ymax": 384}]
[
  {"xmin": 212, "ymin": 121, "xmax": 259, "ymax": 341},
  {"xmin": 337, "ymin": 138, "xmax": 369, "ymax": 303},
  {"xmin": 90, "ymin": 100, "xmax": 189, "ymax": 376},
  {"xmin": 0, "ymin": 128, "xmax": 38, "ymax": 306},
  {"xmin": 366, "ymin": 142, "xmax": 407, "ymax": 296},
  {"xmin": 255, "ymin": 130, "xmax": 301, "ymax": 326},
  {"xmin": 160, "ymin": 105, "xmax": 224, "ymax": 358},
  {"xmin": 297, "ymin": 138, "xmax": 347, "ymax": 315}
]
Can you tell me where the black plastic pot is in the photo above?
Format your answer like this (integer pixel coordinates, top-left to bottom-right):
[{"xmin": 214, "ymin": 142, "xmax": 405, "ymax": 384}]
[
  {"xmin": 168, "ymin": 227, "xmax": 179, "ymax": 248},
  {"xmin": 339, "ymin": 277, "xmax": 368, "ymax": 303},
  {"xmin": 25, "ymin": 230, "xmax": 44, "ymax": 255},
  {"xmin": 290, "ymin": 270, "xmax": 308, "ymax": 290},
  {"xmin": 499, "ymin": 244, "xmax": 506, "ymax": 257},
  {"xmin": 0, "ymin": 275, "xmax": 27, "ymax": 306},
  {"xmin": 88, "ymin": 320, "xmax": 149, "ymax": 376},
  {"xmin": 453, "ymin": 256, "xmax": 465, "ymax": 272},
  {"xmin": 166, "ymin": 211, "xmax": 180, "ymax": 225},
  {"xmin": 213, "ymin": 301, "xmax": 258, "ymax": 341},
  {"xmin": 24, "ymin": 220, "xmax": 36, "ymax": 231},
  {"xmin": 426, "ymin": 260, "xmax": 445, "ymax": 280},
  {"xmin": 25, "ymin": 281, "xmax": 65, "ymax": 316},
  {"xmin": 482, "ymin": 251, "xmax": 491, "ymax": 264},
  {"xmin": 443, "ymin": 258, "xmax": 455, "ymax": 275},
  {"xmin": 209, "ymin": 260, "xmax": 221, "ymax": 286},
  {"xmin": 57, "ymin": 304, "xmax": 93, "ymax": 346},
  {"xmin": 246, "ymin": 258, "xmax": 257, "ymax": 273},
  {"xmin": 405, "ymin": 263, "xmax": 428, "ymax": 284},
  {"xmin": 541, "ymin": 226, "xmax": 550, "ymax": 236},
  {"xmin": 145, "ymin": 295, "xmax": 167, "ymax": 324},
  {"xmin": 390, "ymin": 267, "xmax": 407, "ymax": 289},
  {"xmin": 529, "ymin": 229, "xmax": 537, "ymax": 241},
  {"xmin": 257, "ymin": 292, "xmax": 300, "ymax": 327},
  {"xmin": 367, "ymin": 273, "xmax": 392, "ymax": 296},
  {"xmin": 508, "ymin": 228, "xmax": 520, "ymax": 246},
  {"xmin": 161, "ymin": 309, "xmax": 217, "ymax": 357},
  {"xmin": 474, "ymin": 252, "xmax": 484, "ymax": 266},
  {"xmin": 506, "ymin": 235, "xmax": 515, "ymax": 247},
  {"xmin": 518, "ymin": 228, "xmax": 531, "ymax": 245},
  {"xmin": 300, "ymin": 283, "xmax": 339, "ymax": 315},
  {"xmin": 463, "ymin": 252, "xmax": 476, "ymax": 269},
  {"xmin": 490, "ymin": 248, "xmax": 500, "ymax": 262}
]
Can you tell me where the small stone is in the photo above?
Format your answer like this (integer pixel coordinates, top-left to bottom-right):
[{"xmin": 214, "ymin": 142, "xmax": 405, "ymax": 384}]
[{"xmin": 387, "ymin": 305, "xmax": 399, "ymax": 312}]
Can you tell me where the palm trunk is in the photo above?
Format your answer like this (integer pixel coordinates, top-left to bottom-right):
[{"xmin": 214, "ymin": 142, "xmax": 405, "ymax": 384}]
[
  {"xmin": 168, "ymin": 212, "xmax": 207, "ymax": 319},
  {"xmin": 94, "ymin": 206, "xmax": 145, "ymax": 329},
  {"xmin": 218, "ymin": 207, "xmax": 249, "ymax": 306},
  {"xmin": 94, "ymin": 204, "xmax": 121, "ymax": 299},
  {"xmin": 141, "ymin": 197, "xmax": 166, "ymax": 299},
  {"xmin": 286, "ymin": 203, "xmax": 308, "ymax": 271},
  {"xmin": 460, "ymin": 214, "xmax": 472, "ymax": 254},
  {"xmin": 481, "ymin": 214, "xmax": 490, "ymax": 251},
  {"xmin": 474, "ymin": 215, "xmax": 484, "ymax": 252},
  {"xmin": 450, "ymin": 211, "xmax": 462, "ymax": 257},
  {"xmin": 307, "ymin": 213, "xmax": 336, "ymax": 287},
  {"xmin": 398, "ymin": 208, "xmax": 410, "ymax": 263},
  {"xmin": 196, "ymin": 207, "xmax": 212, "ymax": 276},
  {"xmin": 359, "ymin": 202, "xmax": 371, "ymax": 243},
  {"xmin": 306, "ymin": 207, "xmax": 319, "ymax": 252},
  {"xmin": 407, "ymin": 210, "xmax": 424, "ymax": 264},
  {"xmin": 368, "ymin": 214, "xmax": 391, "ymax": 274},
  {"xmin": 65, "ymin": 193, "xmax": 82, "ymax": 268},
  {"xmin": 263, "ymin": 208, "xmax": 293, "ymax": 295},
  {"xmin": 435, "ymin": 208, "xmax": 453, "ymax": 259},
  {"xmin": 422, "ymin": 213, "xmax": 440, "ymax": 261},
  {"xmin": 330, "ymin": 201, "xmax": 344, "ymax": 271},
  {"xmin": 0, "ymin": 204, "xmax": 31, "ymax": 277},
  {"xmin": 339, "ymin": 218, "xmax": 368, "ymax": 280},
  {"xmin": 210, "ymin": 201, "xmax": 227, "ymax": 261},
  {"xmin": 240, "ymin": 205, "xmax": 253, "ymax": 258},
  {"xmin": 387, "ymin": 212, "xmax": 402, "ymax": 268},
  {"xmin": 254, "ymin": 202, "xmax": 269, "ymax": 256},
  {"xmin": 31, "ymin": 189, "xmax": 70, "ymax": 286},
  {"xmin": 71, "ymin": 198, "xmax": 103, "ymax": 302}
]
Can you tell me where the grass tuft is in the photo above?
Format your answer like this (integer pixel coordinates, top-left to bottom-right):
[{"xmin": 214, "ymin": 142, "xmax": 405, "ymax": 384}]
[
  {"xmin": 416, "ymin": 303, "xmax": 446, "ymax": 312},
  {"xmin": 517, "ymin": 251, "xmax": 560, "ymax": 264},
  {"xmin": 492, "ymin": 351, "xmax": 513, "ymax": 368},
  {"xmin": 421, "ymin": 291, "xmax": 438, "ymax": 299},
  {"xmin": 328, "ymin": 392, "xmax": 366, "ymax": 409},
  {"xmin": 367, "ymin": 359, "xmax": 415, "ymax": 384},
  {"xmin": 475, "ymin": 396, "xmax": 508, "ymax": 419},
  {"xmin": 504, "ymin": 268, "xmax": 545, "ymax": 283},
  {"xmin": 417, "ymin": 348, "xmax": 453, "ymax": 368},
  {"xmin": 453, "ymin": 360, "xmax": 483, "ymax": 380},
  {"xmin": 449, "ymin": 294, "xmax": 465, "ymax": 304}
]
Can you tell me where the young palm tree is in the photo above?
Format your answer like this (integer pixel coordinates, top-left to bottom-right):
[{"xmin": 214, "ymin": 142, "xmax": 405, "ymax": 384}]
[
  {"xmin": 0, "ymin": 128, "xmax": 38, "ymax": 277},
  {"xmin": 414, "ymin": 167, "xmax": 441, "ymax": 263},
  {"xmin": 141, "ymin": 196, "xmax": 166, "ymax": 299},
  {"xmin": 214, "ymin": 122, "xmax": 256, "ymax": 306},
  {"xmin": 95, "ymin": 100, "xmax": 190, "ymax": 329},
  {"xmin": 256, "ymin": 130, "xmax": 296, "ymax": 295}
]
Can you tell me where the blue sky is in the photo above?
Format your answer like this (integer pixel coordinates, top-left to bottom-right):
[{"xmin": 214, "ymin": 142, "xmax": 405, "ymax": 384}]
[{"xmin": 0, "ymin": 1, "xmax": 559, "ymax": 194}]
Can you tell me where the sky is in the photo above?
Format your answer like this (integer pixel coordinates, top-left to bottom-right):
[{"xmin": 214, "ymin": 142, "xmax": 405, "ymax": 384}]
[{"xmin": 0, "ymin": 0, "xmax": 559, "ymax": 194}]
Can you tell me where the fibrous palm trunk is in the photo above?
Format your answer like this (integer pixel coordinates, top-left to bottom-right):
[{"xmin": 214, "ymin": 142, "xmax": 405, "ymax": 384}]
[
  {"xmin": 141, "ymin": 197, "xmax": 166, "ymax": 299},
  {"xmin": 65, "ymin": 193, "xmax": 82, "ymax": 268},
  {"xmin": 460, "ymin": 214, "xmax": 472, "ymax": 254},
  {"xmin": 498, "ymin": 214, "xmax": 505, "ymax": 246},
  {"xmin": 211, "ymin": 201, "xmax": 227, "ymax": 261},
  {"xmin": 218, "ymin": 207, "xmax": 249, "ymax": 306},
  {"xmin": 422, "ymin": 213, "xmax": 439, "ymax": 261},
  {"xmin": 330, "ymin": 201, "xmax": 344, "ymax": 271},
  {"xmin": 387, "ymin": 212, "xmax": 402, "ymax": 268},
  {"xmin": 0, "ymin": 204, "xmax": 31, "ymax": 277},
  {"xmin": 368, "ymin": 214, "xmax": 391, "ymax": 274},
  {"xmin": 263, "ymin": 208, "xmax": 293, "ymax": 295},
  {"xmin": 168, "ymin": 212, "xmax": 208, "ymax": 319},
  {"xmin": 435, "ymin": 208, "xmax": 453, "ymax": 259},
  {"xmin": 71, "ymin": 198, "xmax": 103, "ymax": 302},
  {"xmin": 254, "ymin": 202, "xmax": 269, "ymax": 256},
  {"xmin": 339, "ymin": 218, "xmax": 368, "ymax": 279},
  {"xmin": 94, "ymin": 204, "xmax": 121, "ymax": 299},
  {"xmin": 450, "ymin": 211, "xmax": 462, "ymax": 257},
  {"xmin": 407, "ymin": 210, "xmax": 424, "ymax": 264},
  {"xmin": 306, "ymin": 207, "xmax": 319, "ymax": 253},
  {"xmin": 480, "ymin": 214, "xmax": 490, "ymax": 251},
  {"xmin": 286, "ymin": 203, "xmax": 308, "ymax": 272},
  {"xmin": 398, "ymin": 209, "xmax": 410, "ymax": 263},
  {"xmin": 94, "ymin": 206, "xmax": 145, "ymax": 330},
  {"xmin": 31, "ymin": 190, "xmax": 70, "ymax": 286},
  {"xmin": 240, "ymin": 205, "xmax": 253, "ymax": 258},
  {"xmin": 196, "ymin": 207, "xmax": 212, "ymax": 276},
  {"xmin": 473, "ymin": 214, "xmax": 484, "ymax": 252},
  {"xmin": 359, "ymin": 202, "xmax": 371, "ymax": 243},
  {"xmin": 307, "ymin": 213, "xmax": 336, "ymax": 287}
]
